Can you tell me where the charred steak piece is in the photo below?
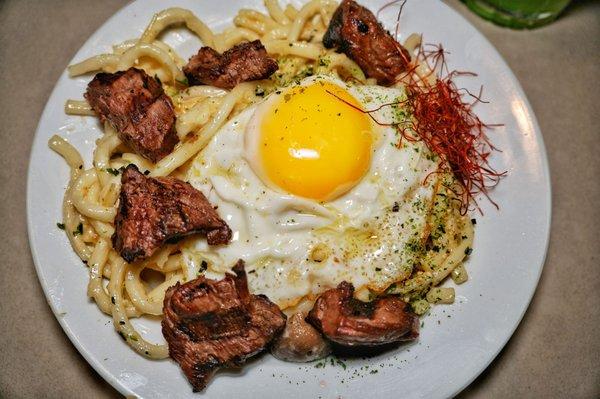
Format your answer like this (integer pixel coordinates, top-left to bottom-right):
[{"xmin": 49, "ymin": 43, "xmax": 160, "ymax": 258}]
[
  {"xmin": 162, "ymin": 260, "xmax": 286, "ymax": 391},
  {"xmin": 307, "ymin": 282, "xmax": 419, "ymax": 346},
  {"xmin": 183, "ymin": 40, "xmax": 278, "ymax": 89},
  {"xmin": 271, "ymin": 312, "xmax": 331, "ymax": 363},
  {"xmin": 112, "ymin": 164, "xmax": 231, "ymax": 263},
  {"xmin": 85, "ymin": 68, "xmax": 178, "ymax": 162},
  {"xmin": 323, "ymin": 0, "xmax": 411, "ymax": 86}
]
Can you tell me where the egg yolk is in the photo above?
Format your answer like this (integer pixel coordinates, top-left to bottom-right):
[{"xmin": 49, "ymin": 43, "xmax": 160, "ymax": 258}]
[{"xmin": 259, "ymin": 81, "xmax": 373, "ymax": 202}]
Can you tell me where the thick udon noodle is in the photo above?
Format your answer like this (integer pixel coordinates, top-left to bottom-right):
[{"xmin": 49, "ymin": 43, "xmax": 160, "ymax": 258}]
[{"xmin": 51, "ymin": 1, "xmax": 473, "ymax": 359}]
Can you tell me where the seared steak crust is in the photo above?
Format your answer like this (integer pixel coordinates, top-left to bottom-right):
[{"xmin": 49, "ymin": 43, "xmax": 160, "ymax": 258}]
[
  {"xmin": 112, "ymin": 164, "xmax": 231, "ymax": 263},
  {"xmin": 85, "ymin": 68, "xmax": 178, "ymax": 162},
  {"xmin": 162, "ymin": 260, "xmax": 286, "ymax": 391},
  {"xmin": 307, "ymin": 282, "xmax": 419, "ymax": 346},
  {"xmin": 323, "ymin": 0, "xmax": 411, "ymax": 86},
  {"xmin": 183, "ymin": 40, "xmax": 278, "ymax": 89}
]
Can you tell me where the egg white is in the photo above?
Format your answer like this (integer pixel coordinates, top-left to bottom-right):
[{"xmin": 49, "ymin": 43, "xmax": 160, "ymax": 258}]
[{"xmin": 183, "ymin": 76, "xmax": 440, "ymax": 310}]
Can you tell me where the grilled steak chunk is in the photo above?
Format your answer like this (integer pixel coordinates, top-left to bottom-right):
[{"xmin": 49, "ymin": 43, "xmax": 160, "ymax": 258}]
[
  {"xmin": 323, "ymin": 0, "xmax": 411, "ymax": 86},
  {"xmin": 307, "ymin": 282, "xmax": 419, "ymax": 346},
  {"xmin": 183, "ymin": 40, "xmax": 278, "ymax": 89},
  {"xmin": 112, "ymin": 164, "xmax": 231, "ymax": 263},
  {"xmin": 85, "ymin": 68, "xmax": 178, "ymax": 162},
  {"xmin": 162, "ymin": 260, "xmax": 286, "ymax": 391},
  {"xmin": 271, "ymin": 312, "xmax": 331, "ymax": 362}
]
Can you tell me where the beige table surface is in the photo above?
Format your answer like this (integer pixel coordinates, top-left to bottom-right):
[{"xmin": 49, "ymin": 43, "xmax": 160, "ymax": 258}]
[{"xmin": 1, "ymin": 1, "xmax": 598, "ymax": 398}]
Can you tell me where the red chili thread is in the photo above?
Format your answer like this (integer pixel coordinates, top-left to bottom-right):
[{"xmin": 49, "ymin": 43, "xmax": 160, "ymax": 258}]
[
  {"xmin": 326, "ymin": 42, "xmax": 506, "ymax": 215},
  {"xmin": 324, "ymin": 89, "xmax": 407, "ymax": 127},
  {"xmin": 377, "ymin": 0, "xmax": 411, "ymax": 65},
  {"xmin": 402, "ymin": 44, "xmax": 506, "ymax": 214},
  {"xmin": 377, "ymin": 0, "xmax": 407, "ymax": 41}
]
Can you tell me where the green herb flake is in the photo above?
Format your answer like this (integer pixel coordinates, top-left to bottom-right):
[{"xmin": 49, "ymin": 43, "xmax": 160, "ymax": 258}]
[
  {"xmin": 318, "ymin": 58, "xmax": 330, "ymax": 67},
  {"xmin": 198, "ymin": 260, "xmax": 208, "ymax": 274},
  {"xmin": 56, "ymin": 222, "xmax": 65, "ymax": 230},
  {"xmin": 105, "ymin": 168, "xmax": 120, "ymax": 176},
  {"xmin": 72, "ymin": 222, "xmax": 83, "ymax": 236}
]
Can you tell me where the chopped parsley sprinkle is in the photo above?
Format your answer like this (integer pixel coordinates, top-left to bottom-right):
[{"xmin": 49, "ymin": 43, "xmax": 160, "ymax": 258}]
[
  {"xmin": 464, "ymin": 247, "xmax": 473, "ymax": 255},
  {"xmin": 105, "ymin": 167, "xmax": 120, "ymax": 176},
  {"xmin": 56, "ymin": 222, "xmax": 65, "ymax": 230},
  {"xmin": 72, "ymin": 222, "xmax": 83, "ymax": 236},
  {"xmin": 199, "ymin": 260, "xmax": 208, "ymax": 273},
  {"xmin": 318, "ymin": 58, "xmax": 330, "ymax": 67}
]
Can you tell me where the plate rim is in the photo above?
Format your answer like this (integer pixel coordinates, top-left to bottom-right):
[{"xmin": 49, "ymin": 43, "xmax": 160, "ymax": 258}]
[
  {"xmin": 26, "ymin": 1, "xmax": 552, "ymax": 397},
  {"xmin": 429, "ymin": 3, "xmax": 552, "ymax": 396},
  {"xmin": 432, "ymin": 1, "xmax": 552, "ymax": 397}
]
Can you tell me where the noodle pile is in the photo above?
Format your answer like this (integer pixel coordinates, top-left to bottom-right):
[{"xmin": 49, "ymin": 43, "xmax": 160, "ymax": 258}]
[{"xmin": 50, "ymin": 0, "xmax": 473, "ymax": 358}]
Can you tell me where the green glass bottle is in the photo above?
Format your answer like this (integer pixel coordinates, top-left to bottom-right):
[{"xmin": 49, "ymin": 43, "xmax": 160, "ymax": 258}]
[{"xmin": 465, "ymin": 0, "xmax": 572, "ymax": 29}]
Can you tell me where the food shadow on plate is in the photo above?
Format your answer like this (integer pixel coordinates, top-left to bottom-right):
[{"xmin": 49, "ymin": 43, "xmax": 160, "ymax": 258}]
[
  {"xmin": 203, "ymin": 338, "xmax": 419, "ymax": 390},
  {"xmin": 329, "ymin": 338, "xmax": 419, "ymax": 359},
  {"xmin": 203, "ymin": 350, "xmax": 270, "ymax": 387}
]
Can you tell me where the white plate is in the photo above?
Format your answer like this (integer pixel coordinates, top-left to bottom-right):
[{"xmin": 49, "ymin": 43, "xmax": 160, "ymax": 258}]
[{"xmin": 27, "ymin": 1, "xmax": 551, "ymax": 398}]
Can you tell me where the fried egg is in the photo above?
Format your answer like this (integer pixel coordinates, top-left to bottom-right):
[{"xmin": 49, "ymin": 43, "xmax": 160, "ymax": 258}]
[
  {"xmin": 245, "ymin": 80, "xmax": 373, "ymax": 202},
  {"xmin": 183, "ymin": 75, "xmax": 440, "ymax": 310}
]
